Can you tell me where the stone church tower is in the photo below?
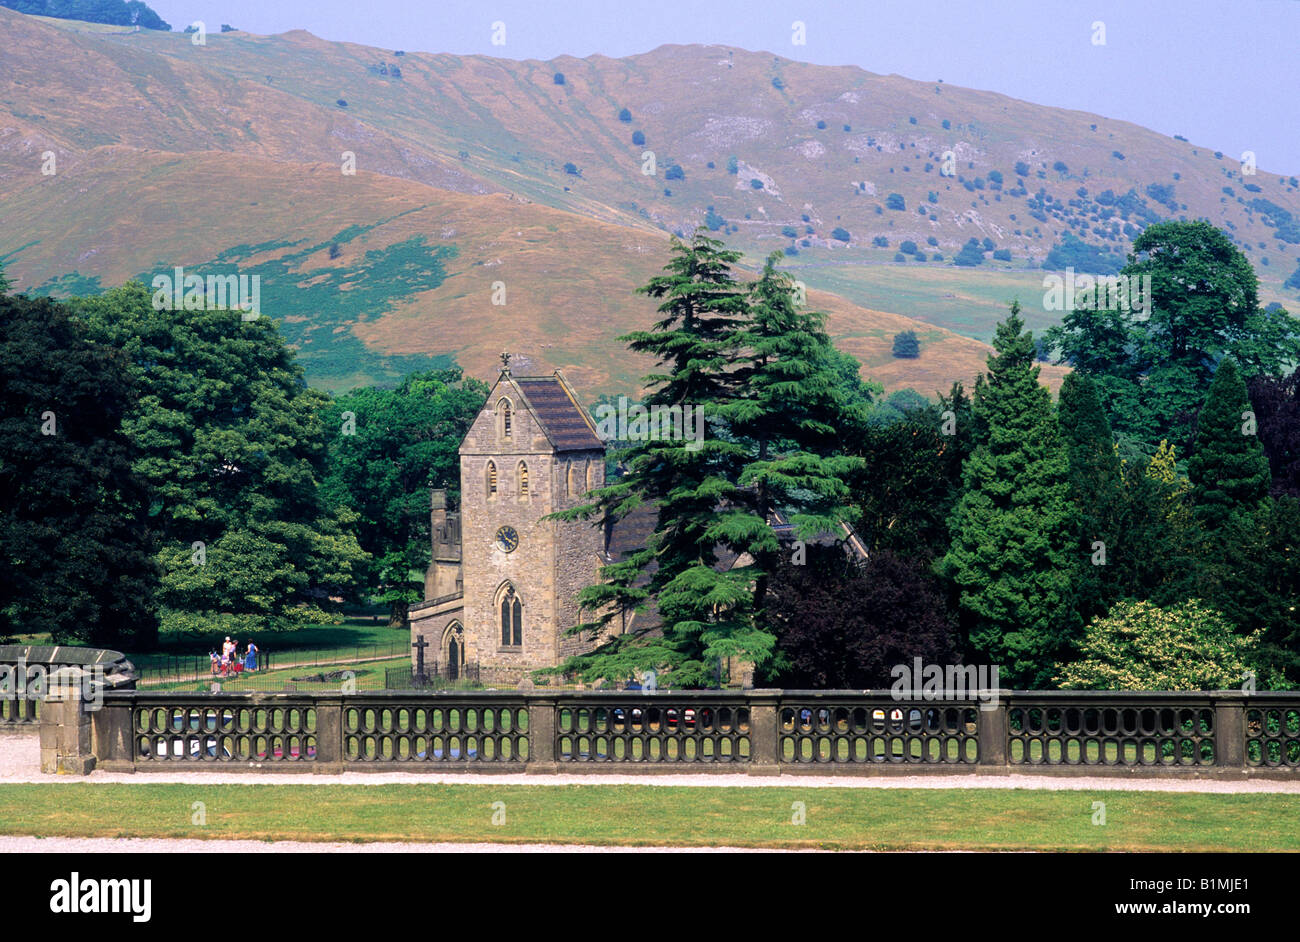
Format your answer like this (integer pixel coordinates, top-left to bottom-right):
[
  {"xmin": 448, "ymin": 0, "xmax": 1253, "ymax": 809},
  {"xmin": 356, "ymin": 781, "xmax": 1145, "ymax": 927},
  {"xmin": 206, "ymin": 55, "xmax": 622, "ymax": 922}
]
[{"xmin": 409, "ymin": 367, "xmax": 607, "ymax": 684}]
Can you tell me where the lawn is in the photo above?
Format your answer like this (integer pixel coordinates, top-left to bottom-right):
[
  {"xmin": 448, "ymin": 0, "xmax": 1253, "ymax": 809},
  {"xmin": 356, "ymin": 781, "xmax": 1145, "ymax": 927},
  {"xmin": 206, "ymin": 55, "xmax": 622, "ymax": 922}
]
[
  {"xmin": 148, "ymin": 656, "xmax": 409, "ymax": 693},
  {"xmin": 0, "ymin": 784, "xmax": 1296, "ymax": 851}
]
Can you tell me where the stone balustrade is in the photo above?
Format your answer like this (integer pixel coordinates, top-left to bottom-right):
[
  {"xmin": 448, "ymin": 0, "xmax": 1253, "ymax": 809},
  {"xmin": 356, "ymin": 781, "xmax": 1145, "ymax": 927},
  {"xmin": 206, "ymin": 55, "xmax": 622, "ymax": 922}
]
[{"xmin": 30, "ymin": 688, "xmax": 1300, "ymax": 777}]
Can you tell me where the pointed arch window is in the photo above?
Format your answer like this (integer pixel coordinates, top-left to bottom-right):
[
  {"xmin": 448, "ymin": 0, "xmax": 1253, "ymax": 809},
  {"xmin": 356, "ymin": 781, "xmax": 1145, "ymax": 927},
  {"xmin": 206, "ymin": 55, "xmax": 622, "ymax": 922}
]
[
  {"xmin": 499, "ymin": 584, "xmax": 523, "ymax": 647},
  {"xmin": 566, "ymin": 461, "xmax": 575, "ymax": 497},
  {"xmin": 518, "ymin": 461, "xmax": 529, "ymax": 498},
  {"xmin": 499, "ymin": 398, "xmax": 513, "ymax": 440},
  {"xmin": 486, "ymin": 460, "xmax": 498, "ymax": 498}
]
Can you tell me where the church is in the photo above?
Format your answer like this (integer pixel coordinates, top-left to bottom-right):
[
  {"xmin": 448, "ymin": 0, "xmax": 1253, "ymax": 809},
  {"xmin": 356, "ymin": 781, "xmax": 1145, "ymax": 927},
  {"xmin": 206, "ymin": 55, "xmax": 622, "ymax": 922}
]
[
  {"xmin": 408, "ymin": 362, "xmax": 859, "ymax": 686},
  {"xmin": 408, "ymin": 365, "xmax": 639, "ymax": 684}
]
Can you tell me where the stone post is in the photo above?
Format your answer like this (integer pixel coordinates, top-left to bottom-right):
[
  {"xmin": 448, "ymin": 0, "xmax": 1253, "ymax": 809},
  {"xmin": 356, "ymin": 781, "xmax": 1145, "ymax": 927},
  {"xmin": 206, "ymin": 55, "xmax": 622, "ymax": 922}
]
[
  {"xmin": 40, "ymin": 668, "xmax": 95, "ymax": 775},
  {"xmin": 976, "ymin": 698, "xmax": 1009, "ymax": 767},
  {"xmin": 526, "ymin": 695, "xmax": 558, "ymax": 773},
  {"xmin": 314, "ymin": 696, "xmax": 344, "ymax": 772},
  {"xmin": 91, "ymin": 695, "xmax": 135, "ymax": 772},
  {"xmin": 1214, "ymin": 693, "xmax": 1246, "ymax": 769},
  {"xmin": 747, "ymin": 690, "xmax": 782, "ymax": 776}
]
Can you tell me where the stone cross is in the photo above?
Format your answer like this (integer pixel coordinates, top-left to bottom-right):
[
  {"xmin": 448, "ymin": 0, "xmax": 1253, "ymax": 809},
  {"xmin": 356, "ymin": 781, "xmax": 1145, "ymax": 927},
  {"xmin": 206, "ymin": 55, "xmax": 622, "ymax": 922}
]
[{"xmin": 412, "ymin": 635, "xmax": 429, "ymax": 684}]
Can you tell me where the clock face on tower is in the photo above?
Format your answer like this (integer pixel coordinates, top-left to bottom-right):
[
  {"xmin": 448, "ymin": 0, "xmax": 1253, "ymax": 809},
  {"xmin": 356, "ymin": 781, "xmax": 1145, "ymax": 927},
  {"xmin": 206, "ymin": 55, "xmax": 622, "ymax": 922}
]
[{"xmin": 495, "ymin": 525, "xmax": 520, "ymax": 553}]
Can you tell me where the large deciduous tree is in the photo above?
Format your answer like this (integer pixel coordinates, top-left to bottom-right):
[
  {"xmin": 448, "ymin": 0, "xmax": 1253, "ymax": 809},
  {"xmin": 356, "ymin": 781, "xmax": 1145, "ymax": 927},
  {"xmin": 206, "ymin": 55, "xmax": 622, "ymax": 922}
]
[
  {"xmin": 321, "ymin": 369, "xmax": 488, "ymax": 625},
  {"xmin": 69, "ymin": 282, "xmax": 366, "ymax": 636},
  {"xmin": 0, "ymin": 290, "xmax": 159, "ymax": 647},
  {"xmin": 1046, "ymin": 220, "xmax": 1300, "ymax": 451}
]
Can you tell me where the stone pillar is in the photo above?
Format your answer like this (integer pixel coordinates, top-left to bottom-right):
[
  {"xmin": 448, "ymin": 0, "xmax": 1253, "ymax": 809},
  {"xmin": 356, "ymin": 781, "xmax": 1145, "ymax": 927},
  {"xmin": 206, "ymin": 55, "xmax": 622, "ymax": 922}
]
[
  {"xmin": 976, "ymin": 699, "xmax": 1009, "ymax": 767},
  {"xmin": 747, "ymin": 690, "xmax": 782, "ymax": 776},
  {"xmin": 526, "ymin": 696, "xmax": 558, "ymax": 773},
  {"xmin": 314, "ymin": 696, "xmax": 344, "ymax": 772},
  {"xmin": 1214, "ymin": 694, "xmax": 1246, "ymax": 769},
  {"xmin": 40, "ymin": 669, "xmax": 95, "ymax": 775},
  {"xmin": 91, "ymin": 696, "xmax": 135, "ymax": 772}
]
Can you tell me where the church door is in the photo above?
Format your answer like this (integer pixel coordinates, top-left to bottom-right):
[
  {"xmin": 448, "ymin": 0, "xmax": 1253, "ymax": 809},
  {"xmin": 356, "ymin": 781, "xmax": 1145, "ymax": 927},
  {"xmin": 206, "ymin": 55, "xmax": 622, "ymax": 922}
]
[{"xmin": 447, "ymin": 638, "xmax": 460, "ymax": 681}]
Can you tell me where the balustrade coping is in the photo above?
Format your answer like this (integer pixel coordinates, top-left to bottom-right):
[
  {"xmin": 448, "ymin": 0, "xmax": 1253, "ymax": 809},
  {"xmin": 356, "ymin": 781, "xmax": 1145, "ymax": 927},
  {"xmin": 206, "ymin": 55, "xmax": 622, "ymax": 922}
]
[{"xmin": 91, "ymin": 688, "xmax": 1300, "ymax": 705}]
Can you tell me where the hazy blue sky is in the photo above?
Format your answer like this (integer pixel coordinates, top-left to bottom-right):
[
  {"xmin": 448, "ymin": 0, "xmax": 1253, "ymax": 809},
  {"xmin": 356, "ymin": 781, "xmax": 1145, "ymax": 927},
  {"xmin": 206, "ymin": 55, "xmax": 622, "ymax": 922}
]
[{"xmin": 148, "ymin": 0, "xmax": 1298, "ymax": 174}]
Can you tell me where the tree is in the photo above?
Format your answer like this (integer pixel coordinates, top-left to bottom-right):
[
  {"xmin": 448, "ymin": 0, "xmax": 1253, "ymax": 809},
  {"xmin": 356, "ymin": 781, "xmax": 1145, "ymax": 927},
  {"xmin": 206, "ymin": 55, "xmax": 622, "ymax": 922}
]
[
  {"xmin": 938, "ymin": 302, "xmax": 1077, "ymax": 686},
  {"xmin": 953, "ymin": 240, "xmax": 985, "ymax": 267},
  {"xmin": 1, "ymin": 0, "xmax": 170, "ymax": 29},
  {"xmin": 891, "ymin": 331, "xmax": 920, "ymax": 358},
  {"xmin": 831, "ymin": 227, "xmax": 851, "ymax": 242},
  {"xmin": 1106, "ymin": 441, "xmax": 1202, "ymax": 609},
  {"xmin": 728, "ymin": 254, "xmax": 866, "ymax": 621},
  {"xmin": 1056, "ymin": 600, "xmax": 1261, "ymax": 690},
  {"xmin": 0, "ymin": 292, "xmax": 159, "ymax": 647},
  {"xmin": 1248, "ymin": 372, "xmax": 1300, "ymax": 497},
  {"xmin": 618, "ymin": 108, "xmax": 632, "ymax": 122},
  {"xmin": 1046, "ymin": 221, "xmax": 1300, "ymax": 452},
  {"xmin": 765, "ymin": 545, "xmax": 956, "ymax": 688},
  {"xmin": 1187, "ymin": 359, "xmax": 1270, "ymax": 531},
  {"xmin": 553, "ymin": 229, "xmax": 753, "ymax": 684},
  {"xmin": 850, "ymin": 398, "xmax": 967, "ymax": 563},
  {"xmin": 321, "ymin": 370, "xmax": 488, "ymax": 625},
  {"xmin": 885, "ymin": 193, "xmax": 905, "ymax": 211},
  {"xmin": 631, "ymin": 130, "xmax": 645, "ymax": 147},
  {"xmin": 553, "ymin": 235, "xmax": 864, "ymax": 684},
  {"xmin": 1057, "ymin": 372, "xmax": 1123, "ymax": 625},
  {"xmin": 553, "ymin": 72, "xmax": 565, "ymax": 85},
  {"xmin": 69, "ymin": 282, "xmax": 366, "ymax": 636}
]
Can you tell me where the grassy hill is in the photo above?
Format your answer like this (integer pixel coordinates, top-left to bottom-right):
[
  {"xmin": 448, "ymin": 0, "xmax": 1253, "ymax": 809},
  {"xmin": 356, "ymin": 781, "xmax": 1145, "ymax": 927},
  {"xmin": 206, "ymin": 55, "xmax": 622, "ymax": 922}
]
[{"xmin": 1, "ymin": 9, "xmax": 1293, "ymax": 394}]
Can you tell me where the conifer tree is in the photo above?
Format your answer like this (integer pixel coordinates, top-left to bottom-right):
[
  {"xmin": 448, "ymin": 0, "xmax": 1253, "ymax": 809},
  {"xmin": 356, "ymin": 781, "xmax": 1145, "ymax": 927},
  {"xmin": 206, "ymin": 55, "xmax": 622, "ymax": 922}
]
[
  {"xmin": 1187, "ymin": 358, "xmax": 1270, "ymax": 531},
  {"xmin": 555, "ymin": 229, "xmax": 755, "ymax": 684},
  {"xmin": 939, "ymin": 302, "xmax": 1077, "ymax": 686},
  {"xmin": 1057, "ymin": 371, "xmax": 1122, "ymax": 623},
  {"xmin": 554, "ymin": 239, "xmax": 865, "ymax": 684},
  {"xmin": 730, "ymin": 253, "xmax": 865, "ymax": 614}
]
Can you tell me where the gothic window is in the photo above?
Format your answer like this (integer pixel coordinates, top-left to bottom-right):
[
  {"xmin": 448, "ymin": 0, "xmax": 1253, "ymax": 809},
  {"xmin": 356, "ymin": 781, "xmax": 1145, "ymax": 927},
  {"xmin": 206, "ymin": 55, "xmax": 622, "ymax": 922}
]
[
  {"xmin": 566, "ymin": 461, "xmax": 575, "ymax": 497},
  {"xmin": 584, "ymin": 459, "xmax": 594, "ymax": 492},
  {"xmin": 499, "ymin": 584, "xmax": 522, "ymax": 647},
  {"xmin": 518, "ymin": 461, "xmax": 529, "ymax": 498},
  {"xmin": 486, "ymin": 460, "xmax": 498, "ymax": 498},
  {"xmin": 499, "ymin": 398, "xmax": 513, "ymax": 440}
]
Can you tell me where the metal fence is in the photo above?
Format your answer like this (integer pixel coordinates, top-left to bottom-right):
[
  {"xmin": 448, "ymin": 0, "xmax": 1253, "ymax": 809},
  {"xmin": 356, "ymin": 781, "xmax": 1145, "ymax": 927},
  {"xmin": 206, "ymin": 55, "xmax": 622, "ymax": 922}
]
[
  {"xmin": 135, "ymin": 641, "xmax": 408, "ymax": 687},
  {"xmin": 38, "ymin": 688, "xmax": 1300, "ymax": 777},
  {"xmin": 384, "ymin": 662, "xmax": 481, "ymax": 690}
]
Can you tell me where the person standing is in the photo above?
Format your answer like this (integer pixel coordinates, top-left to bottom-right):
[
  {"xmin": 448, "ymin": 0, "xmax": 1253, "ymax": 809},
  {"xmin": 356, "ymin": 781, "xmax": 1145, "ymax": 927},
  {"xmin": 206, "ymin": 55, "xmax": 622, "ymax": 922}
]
[{"xmin": 244, "ymin": 641, "xmax": 258, "ymax": 673}]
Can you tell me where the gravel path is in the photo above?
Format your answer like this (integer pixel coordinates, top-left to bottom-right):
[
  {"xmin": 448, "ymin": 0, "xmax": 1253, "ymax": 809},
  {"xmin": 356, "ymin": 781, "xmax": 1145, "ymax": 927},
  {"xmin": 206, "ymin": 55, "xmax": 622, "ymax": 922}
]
[{"xmin": 4, "ymin": 734, "xmax": 1298, "ymax": 792}]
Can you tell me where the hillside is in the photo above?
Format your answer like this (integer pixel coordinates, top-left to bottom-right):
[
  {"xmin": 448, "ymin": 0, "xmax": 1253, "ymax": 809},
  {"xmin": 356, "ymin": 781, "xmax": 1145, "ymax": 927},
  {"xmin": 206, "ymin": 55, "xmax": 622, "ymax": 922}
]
[{"xmin": 2, "ymin": 9, "xmax": 1292, "ymax": 393}]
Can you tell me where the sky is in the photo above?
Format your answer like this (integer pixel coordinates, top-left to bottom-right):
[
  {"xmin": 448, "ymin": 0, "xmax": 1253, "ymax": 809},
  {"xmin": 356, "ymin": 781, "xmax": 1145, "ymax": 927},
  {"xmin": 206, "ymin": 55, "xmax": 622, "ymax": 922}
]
[{"xmin": 146, "ymin": 0, "xmax": 1299, "ymax": 175}]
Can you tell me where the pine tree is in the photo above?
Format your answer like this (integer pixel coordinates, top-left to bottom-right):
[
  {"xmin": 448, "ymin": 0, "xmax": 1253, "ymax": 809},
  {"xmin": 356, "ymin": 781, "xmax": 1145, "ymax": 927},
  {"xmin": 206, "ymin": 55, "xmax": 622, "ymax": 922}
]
[
  {"xmin": 939, "ymin": 302, "xmax": 1077, "ymax": 686},
  {"xmin": 1187, "ymin": 358, "xmax": 1270, "ymax": 531},
  {"xmin": 1057, "ymin": 371, "xmax": 1122, "ymax": 623}
]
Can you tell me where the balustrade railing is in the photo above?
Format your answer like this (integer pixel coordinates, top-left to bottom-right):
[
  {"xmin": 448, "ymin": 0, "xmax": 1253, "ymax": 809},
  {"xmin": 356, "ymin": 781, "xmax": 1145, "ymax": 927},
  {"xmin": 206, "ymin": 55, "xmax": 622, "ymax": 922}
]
[{"xmin": 27, "ymin": 688, "xmax": 1300, "ymax": 777}]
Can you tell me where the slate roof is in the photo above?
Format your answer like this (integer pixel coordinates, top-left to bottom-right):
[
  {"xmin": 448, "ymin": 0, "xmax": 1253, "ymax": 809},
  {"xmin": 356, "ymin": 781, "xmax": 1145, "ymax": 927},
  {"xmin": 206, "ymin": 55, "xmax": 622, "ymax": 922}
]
[{"xmin": 512, "ymin": 374, "xmax": 605, "ymax": 453}]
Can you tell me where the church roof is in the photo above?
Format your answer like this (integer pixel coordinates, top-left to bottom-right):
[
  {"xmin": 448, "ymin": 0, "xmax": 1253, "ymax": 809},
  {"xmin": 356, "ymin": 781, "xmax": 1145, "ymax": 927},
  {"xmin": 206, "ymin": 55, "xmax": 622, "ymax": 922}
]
[{"xmin": 510, "ymin": 373, "xmax": 605, "ymax": 452}]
